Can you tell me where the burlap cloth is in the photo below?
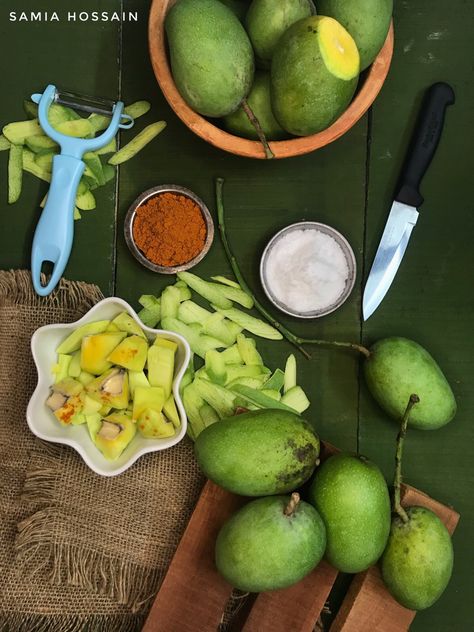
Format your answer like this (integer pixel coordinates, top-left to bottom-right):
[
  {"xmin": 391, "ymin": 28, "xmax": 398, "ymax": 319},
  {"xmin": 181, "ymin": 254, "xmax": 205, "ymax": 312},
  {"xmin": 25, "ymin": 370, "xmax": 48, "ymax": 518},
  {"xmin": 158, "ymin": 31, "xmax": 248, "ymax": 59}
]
[{"xmin": 0, "ymin": 270, "xmax": 206, "ymax": 631}]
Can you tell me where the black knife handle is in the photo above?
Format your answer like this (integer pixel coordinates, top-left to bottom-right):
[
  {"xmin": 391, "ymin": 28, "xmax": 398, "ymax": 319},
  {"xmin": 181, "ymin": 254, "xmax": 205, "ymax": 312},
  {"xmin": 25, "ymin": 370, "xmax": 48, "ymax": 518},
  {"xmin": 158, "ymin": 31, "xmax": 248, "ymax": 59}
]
[{"xmin": 396, "ymin": 82, "xmax": 455, "ymax": 208}]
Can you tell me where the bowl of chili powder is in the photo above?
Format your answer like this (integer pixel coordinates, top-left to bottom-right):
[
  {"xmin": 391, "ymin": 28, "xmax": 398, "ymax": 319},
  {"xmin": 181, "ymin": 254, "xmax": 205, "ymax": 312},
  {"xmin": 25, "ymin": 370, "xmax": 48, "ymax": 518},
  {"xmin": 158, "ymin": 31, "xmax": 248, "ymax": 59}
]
[{"xmin": 124, "ymin": 185, "xmax": 214, "ymax": 273}]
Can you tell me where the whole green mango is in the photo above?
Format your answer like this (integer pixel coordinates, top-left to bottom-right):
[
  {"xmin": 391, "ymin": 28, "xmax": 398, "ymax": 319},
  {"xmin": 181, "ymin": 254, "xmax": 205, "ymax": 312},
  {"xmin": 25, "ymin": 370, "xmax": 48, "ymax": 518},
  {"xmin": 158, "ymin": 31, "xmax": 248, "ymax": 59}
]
[
  {"xmin": 215, "ymin": 493, "xmax": 326, "ymax": 591},
  {"xmin": 381, "ymin": 507, "xmax": 454, "ymax": 610},
  {"xmin": 245, "ymin": 0, "xmax": 313, "ymax": 67},
  {"xmin": 317, "ymin": 0, "xmax": 393, "ymax": 70},
  {"xmin": 271, "ymin": 16, "xmax": 360, "ymax": 136},
  {"xmin": 364, "ymin": 338, "xmax": 457, "ymax": 430},
  {"xmin": 308, "ymin": 453, "xmax": 391, "ymax": 573},
  {"xmin": 165, "ymin": 0, "xmax": 254, "ymax": 117},
  {"xmin": 224, "ymin": 72, "xmax": 288, "ymax": 140},
  {"xmin": 194, "ymin": 409, "xmax": 319, "ymax": 496}
]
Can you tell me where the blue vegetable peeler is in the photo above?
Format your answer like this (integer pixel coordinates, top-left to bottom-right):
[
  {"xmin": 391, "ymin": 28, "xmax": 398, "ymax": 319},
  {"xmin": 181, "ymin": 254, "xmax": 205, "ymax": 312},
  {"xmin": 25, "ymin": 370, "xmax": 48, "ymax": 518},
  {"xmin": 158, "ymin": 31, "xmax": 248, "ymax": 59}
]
[{"xmin": 30, "ymin": 84, "xmax": 134, "ymax": 296}]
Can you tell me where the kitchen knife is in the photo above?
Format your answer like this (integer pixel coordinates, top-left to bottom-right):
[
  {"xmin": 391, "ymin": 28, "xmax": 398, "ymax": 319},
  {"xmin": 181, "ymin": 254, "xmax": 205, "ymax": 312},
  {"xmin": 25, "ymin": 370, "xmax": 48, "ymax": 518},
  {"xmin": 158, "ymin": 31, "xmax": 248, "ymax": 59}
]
[{"xmin": 363, "ymin": 82, "xmax": 455, "ymax": 321}]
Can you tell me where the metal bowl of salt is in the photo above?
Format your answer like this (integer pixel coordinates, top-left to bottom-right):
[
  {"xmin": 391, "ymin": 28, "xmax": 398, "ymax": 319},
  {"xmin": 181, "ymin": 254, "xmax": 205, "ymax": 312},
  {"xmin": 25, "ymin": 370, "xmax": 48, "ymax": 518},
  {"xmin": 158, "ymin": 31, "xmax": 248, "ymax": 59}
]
[{"xmin": 260, "ymin": 221, "xmax": 357, "ymax": 319}]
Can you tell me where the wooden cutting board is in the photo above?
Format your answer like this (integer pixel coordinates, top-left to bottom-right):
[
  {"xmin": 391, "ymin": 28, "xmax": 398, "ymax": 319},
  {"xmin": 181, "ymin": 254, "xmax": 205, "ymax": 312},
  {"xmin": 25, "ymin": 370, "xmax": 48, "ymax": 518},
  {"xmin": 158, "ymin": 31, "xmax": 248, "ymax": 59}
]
[{"xmin": 143, "ymin": 444, "xmax": 459, "ymax": 632}]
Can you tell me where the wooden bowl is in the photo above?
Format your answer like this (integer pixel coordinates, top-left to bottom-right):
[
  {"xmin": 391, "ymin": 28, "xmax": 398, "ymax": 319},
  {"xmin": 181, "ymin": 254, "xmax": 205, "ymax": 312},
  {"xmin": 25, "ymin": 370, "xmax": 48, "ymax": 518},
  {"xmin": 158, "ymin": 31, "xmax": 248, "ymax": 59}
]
[{"xmin": 149, "ymin": 1, "xmax": 394, "ymax": 159}]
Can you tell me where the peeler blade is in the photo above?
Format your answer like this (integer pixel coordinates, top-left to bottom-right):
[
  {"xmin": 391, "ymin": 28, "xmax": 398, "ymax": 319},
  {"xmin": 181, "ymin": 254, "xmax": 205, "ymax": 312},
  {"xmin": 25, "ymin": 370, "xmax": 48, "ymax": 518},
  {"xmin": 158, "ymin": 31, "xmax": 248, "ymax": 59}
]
[{"xmin": 55, "ymin": 88, "xmax": 117, "ymax": 117}]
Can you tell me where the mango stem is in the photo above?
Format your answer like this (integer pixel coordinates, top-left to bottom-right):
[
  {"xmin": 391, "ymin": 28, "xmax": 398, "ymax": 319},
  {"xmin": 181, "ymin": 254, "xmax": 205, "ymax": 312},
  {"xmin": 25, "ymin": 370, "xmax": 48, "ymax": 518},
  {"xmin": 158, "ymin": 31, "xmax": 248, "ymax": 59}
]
[
  {"xmin": 215, "ymin": 177, "xmax": 371, "ymax": 361},
  {"xmin": 393, "ymin": 394, "xmax": 420, "ymax": 523},
  {"xmin": 284, "ymin": 492, "xmax": 300, "ymax": 516},
  {"xmin": 241, "ymin": 99, "xmax": 275, "ymax": 160}
]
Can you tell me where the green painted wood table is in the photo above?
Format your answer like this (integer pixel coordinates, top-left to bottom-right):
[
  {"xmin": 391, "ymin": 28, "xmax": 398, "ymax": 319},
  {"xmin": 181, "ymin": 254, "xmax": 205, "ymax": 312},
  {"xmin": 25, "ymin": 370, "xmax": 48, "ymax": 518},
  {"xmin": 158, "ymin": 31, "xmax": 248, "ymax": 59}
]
[{"xmin": 0, "ymin": 1, "xmax": 472, "ymax": 630}]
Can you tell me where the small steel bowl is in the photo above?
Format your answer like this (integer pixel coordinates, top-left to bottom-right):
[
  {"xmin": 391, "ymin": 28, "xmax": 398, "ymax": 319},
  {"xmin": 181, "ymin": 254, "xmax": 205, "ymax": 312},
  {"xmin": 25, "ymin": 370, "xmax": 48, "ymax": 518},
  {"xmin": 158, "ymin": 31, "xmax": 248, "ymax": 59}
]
[
  {"xmin": 124, "ymin": 184, "xmax": 214, "ymax": 274},
  {"xmin": 260, "ymin": 221, "xmax": 357, "ymax": 319}
]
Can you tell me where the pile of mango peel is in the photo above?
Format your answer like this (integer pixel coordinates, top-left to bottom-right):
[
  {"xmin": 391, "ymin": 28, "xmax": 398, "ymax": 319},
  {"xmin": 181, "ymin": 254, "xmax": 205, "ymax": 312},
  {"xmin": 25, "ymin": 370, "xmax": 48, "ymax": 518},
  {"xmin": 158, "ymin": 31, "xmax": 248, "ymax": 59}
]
[{"xmin": 1, "ymin": 99, "xmax": 166, "ymax": 214}]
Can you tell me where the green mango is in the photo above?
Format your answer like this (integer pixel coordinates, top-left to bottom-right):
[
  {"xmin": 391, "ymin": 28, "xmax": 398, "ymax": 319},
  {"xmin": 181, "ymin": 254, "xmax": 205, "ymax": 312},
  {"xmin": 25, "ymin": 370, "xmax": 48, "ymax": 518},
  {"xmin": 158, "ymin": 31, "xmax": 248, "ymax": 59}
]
[
  {"xmin": 165, "ymin": 0, "xmax": 254, "ymax": 117},
  {"xmin": 194, "ymin": 409, "xmax": 320, "ymax": 496},
  {"xmin": 271, "ymin": 16, "xmax": 360, "ymax": 136},
  {"xmin": 364, "ymin": 338, "xmax": 457, "ymax": 430},
  {"xmin": 381, "ymin": 507, "xmax": 454, "ymax": 610},
  {"xmin": 317, "ymin": 0, "xmax": 393, "ymax": 70},
  {"xmin": 223, "ymin": 71, "xmax": 288, "ymax": 140},
  {"xmin": 245, "ymin": 0, "xmax": 313, "ymax": 67},
  {"xmin": 215, "ymin": 494, "xmax": 326, "ymax": 591},
  {"xmin": 308, "ymin": 453, "xmax": 391, "ymax": 573}
]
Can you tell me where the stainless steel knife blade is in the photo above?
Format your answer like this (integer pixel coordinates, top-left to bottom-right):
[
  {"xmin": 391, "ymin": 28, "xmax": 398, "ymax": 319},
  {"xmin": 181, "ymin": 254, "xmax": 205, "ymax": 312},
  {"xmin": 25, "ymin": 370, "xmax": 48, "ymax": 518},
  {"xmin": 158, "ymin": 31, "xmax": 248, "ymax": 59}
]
[
  {"xmin": 362, "ymin": 82, "xmax": 455, "ymax": 320},
  {"xmin": 363, "ymin": 202, "xmax": 419, "ymax": 321}
]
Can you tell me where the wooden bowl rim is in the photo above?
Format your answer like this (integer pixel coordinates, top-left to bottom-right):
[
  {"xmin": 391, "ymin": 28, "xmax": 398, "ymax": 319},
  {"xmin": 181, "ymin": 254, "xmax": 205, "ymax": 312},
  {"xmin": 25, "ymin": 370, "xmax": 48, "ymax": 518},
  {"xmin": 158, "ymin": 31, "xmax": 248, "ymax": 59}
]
[{"xmin": 148, "ymin": 3, "xmax": 394, "ymax": 159}]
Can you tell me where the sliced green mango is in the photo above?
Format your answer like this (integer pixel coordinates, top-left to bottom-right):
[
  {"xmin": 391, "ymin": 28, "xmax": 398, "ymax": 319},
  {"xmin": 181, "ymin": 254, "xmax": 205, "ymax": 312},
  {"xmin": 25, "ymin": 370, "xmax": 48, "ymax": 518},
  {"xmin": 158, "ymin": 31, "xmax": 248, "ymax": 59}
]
[
  {"xmin": 52, "ymin": 354, "xmax": 73, "ymax": 383},
  {"xmin": 163, "ymin": 394, "xmax": 181, "ymax": 429},
  {"xmin": 111, "ymin": 311, "xmax": 147, "ymax": 338},
  {"xmin": 132, "ymin": 386, "xmax": 166, "ymax": 421},
  {"xmin": 137, "ymin": 408, "xmax": 175, "ymax": 439},
  {"xmin": 57, "ymin": 320, "xmax": 110, "ymax": 354},
  {"xmin": 80, "ymin": 331, "xmax": 127, "ymax": 374},
  {"xmin": 68, "ymin": 350, "xmax": 82, "ymax": 378},
  {"xmin": 86, "ymin": 368, "xmax": 129, "ymax": 410},
  {"xmin": 95, "ymin": 414, "xmax": 136, "ymax": 460},
  {"xmin": 128, "ymin": 370, "xmax": 150, "ymax": 398},
  {"xmin": 107, "ymin": 335, "xmax": 148, "ymax": 372},
  {"xmin": 147, "ymin": 340, "xmax": 176, "ymax": 399}
]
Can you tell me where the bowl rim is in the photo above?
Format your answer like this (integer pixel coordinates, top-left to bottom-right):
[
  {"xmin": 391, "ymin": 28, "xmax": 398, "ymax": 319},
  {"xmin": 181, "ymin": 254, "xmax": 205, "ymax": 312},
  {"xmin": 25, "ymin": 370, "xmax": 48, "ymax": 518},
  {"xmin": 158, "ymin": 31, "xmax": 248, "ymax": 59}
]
[
  {"xmin": 26, "ymin": 296, "xmax": 191, "ymax": 477},
  {"xmin": 260, "ymin": 221, "xmax": 357, "ymax": 319},
  {"xmin": 124, "ymin": 184, "xmax": 215, "ymax": 274},
  {"xmin": 148, "ymin": 3, "xmax": 394, "ymax": 159}
]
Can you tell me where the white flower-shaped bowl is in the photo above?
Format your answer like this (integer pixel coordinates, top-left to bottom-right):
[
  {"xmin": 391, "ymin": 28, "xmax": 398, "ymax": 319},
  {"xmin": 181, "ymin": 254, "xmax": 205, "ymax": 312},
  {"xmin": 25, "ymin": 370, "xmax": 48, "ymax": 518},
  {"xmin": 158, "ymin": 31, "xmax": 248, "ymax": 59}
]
[{"xmin": 27, "ymin": 297, "xmax": 191, "ymax": 476}]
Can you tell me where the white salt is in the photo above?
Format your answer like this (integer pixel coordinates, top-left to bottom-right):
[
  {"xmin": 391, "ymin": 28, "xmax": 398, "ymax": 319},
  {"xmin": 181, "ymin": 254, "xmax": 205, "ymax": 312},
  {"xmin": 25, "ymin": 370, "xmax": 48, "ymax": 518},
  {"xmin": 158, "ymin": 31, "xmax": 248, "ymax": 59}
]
[{"xmin": 264, "ymin": 229, "xmax": 350, "ymax": 313}]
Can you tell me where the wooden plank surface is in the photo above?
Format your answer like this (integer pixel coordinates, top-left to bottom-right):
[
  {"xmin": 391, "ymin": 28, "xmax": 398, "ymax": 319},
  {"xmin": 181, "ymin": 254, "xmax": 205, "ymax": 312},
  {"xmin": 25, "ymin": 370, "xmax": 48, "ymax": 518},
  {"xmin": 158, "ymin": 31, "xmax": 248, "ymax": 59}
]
[
  {"xmin": 241, "ymin": 560, "xmax": 337, "ymax": 632},
  {"xmin": 330, "ymin": 486, "xmax": 460, "ymax": 632},
  {"xmin": 142, "ymin": 481, "xmax": 245, "ymax": 632}
]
